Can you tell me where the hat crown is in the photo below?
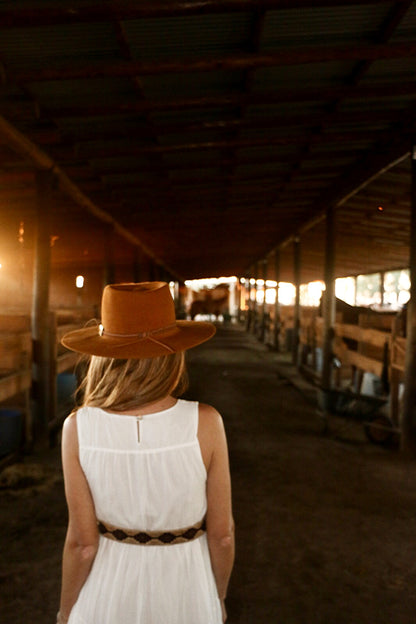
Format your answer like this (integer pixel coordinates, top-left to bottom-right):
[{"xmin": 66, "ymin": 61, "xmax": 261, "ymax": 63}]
[{"xmin": 101, "ymin": 282, "xmax": 175, "ymax": 335}]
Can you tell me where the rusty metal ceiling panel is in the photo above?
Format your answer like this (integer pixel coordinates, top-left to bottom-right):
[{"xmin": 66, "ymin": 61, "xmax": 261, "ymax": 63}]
[
  {"xmin": 28, "ymin": 77, "xmax": 135, "ymax": 104},
  {"xmin": 0, "ymin": 22, "xmax": 119, "ymax": 70},
  {"xmin": 244, "ymin": 101, "xmax": 328, "ymax": 118},
  {"xmin": 390, "ymin": 3, "xmax": 416, "ymax": 40},
  {"xmin": 338, "ymin": 93, "xmax": 416, "ymax": 112},
  {"xmin": 122, "ymin": 13, "xmax": 253, "ymax": 60},
  {"xmin": 261, "ymin": 4, "xmax": 394, "ymax": 48},
  {"xmin": 141, "ymin": 70, "xmax": 245, "ymax": 99},
  {"xmin": 360, "ymin": 56, "xmax": 416, "ymax": 82},
  {"xmin": 252, "ymin": 61, "xmax": 359, "ymax": 89},
  {"xmin": 0, "ymin": 1, "xmax": 415, "ymax": 282}
]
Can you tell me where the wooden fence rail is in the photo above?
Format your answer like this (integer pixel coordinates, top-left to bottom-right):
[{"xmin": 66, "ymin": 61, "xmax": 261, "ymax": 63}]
[{"xmin": 0, "ymin": 308, "xmax": 93, "ymax": 461}]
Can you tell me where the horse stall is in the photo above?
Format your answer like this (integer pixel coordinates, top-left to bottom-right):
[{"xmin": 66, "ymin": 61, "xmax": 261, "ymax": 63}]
[
  {"xmin": 0, "ymin": 308, "xmax": 92, "ymax": 464},
  {"xmin": 49, "ymin": 308, "xmax": 93, "ymax": 441},
  {"xmin": 298, "ymin": 301, "xmax": 401, "ymax": 443},
  {"xmin": 0, "ymin": 315, "xmax": 32, "ymax": 463},
  {"xmin": 270, "ymin": 304, "xmax": 318, "ymax": 353}
]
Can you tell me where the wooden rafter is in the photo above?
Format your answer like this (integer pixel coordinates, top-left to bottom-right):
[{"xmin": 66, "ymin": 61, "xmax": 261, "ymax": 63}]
[
  {"xmin": 0, "ymin": 0, "xmax": 408, "ymax": 27},
  {"xmin": 10, "ymin": 42, "xmax": 416, "ymax": 83}
]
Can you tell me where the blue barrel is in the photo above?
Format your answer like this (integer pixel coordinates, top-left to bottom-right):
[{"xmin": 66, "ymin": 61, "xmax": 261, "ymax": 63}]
[{"xmin": 0, "ymin": 409, "xmax": 22, "ymax": 457}]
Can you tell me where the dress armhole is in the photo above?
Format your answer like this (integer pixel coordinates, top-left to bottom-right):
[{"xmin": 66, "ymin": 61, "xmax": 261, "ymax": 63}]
[
  {"xmin": 194, "ymin": 401, "xmax": 200, "ymax": 440},
  {"xmin": 74, "ymin": 406, "xmax": 83, "ymax": 448}
]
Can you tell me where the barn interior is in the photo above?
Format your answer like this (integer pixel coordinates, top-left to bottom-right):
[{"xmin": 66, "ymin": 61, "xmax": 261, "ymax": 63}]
[
  {"xmin": 0, "ymin": 1, "xmax": 415, "ymax": 299},
  {"xmin": 0, "ymin": 1, "xmax": 416, "ymax": 445},
  {"xmin": 3, "ymin": 3, "xmax": 416, "ymax": 623}
]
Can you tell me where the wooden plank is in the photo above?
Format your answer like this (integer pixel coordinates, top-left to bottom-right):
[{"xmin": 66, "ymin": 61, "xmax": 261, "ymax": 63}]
[
  {"xmin": 332, "ymin": 345, "xmax": 384, "ymax": 377},
  {"xmin": 358, "ymin": 313, "xmax": 395, "ymax": 331},
  {"xmin": 391, "ymin": 336, "xmax": 406, "ymax": 372},
  {"xmin": 335, "ymin": 323, "xmax": 389, "ymax": 348},
  {"xmin": 0, "ymin": 351, "xmax": 29, "ymax": 371},
  {"xmin": 0, "ymin": 316, "xmax": 30, "ymax": 332},
  {"xmin": 0, "ymin": 371, "xmax": 31, "ymax": 402},
  {"xmin": 0, "ymin": 332, "xmax": 32, "ymax": 356}
]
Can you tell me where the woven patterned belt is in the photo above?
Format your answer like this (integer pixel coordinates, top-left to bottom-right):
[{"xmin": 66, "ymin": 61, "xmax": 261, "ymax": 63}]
[{"xmin": 97, "ymin": 518, "xmax": 206, "ymax": 546}]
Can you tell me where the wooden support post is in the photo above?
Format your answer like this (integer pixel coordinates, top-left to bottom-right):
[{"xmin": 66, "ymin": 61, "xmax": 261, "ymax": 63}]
[
  {"xmin": 321, "ymin": 206, "xmax": 336, "ymax": 397},
  {"xmin": 274, "ymin": 249, "xmax": 281, "ymax": 351},
  {"xmin": 260, "ymin": 259, "xmax": 268, "ymax": 342},
  {"xmin": 245, "ymin": 276, "xmax": 252, "ymax": 331},
  {"xmin": 236, "ymin": 278, "xmax": 242, "ymax": 322},
  {"xmin": 31, "ymin": 170, "xmax": 55, "ymax": 443},
  {"xmin": 401, "ymin": 144, "xmax": 416, "ymax": 455},
  {"xmin": 177, "ymin": 282, "xmax": 187, "ymax": 319},
  {"xmin": 252, "ymin": 263, "xmax": 259, "ymax": 335},
  {"xmin": 172, "ymin": 281, "xmax": 179, "ymax": 312},
  {"xmin": 380, "ymin": 271, "xmax": 385, "ymax": 306},
  {"xmin": 292, "ymin": 237, "xmax": 301, "ymax": 365}
]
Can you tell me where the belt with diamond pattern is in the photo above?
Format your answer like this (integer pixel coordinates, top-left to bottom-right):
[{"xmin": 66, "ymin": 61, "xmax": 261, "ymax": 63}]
[{"xmin": 97, "ymin": 517, "xmax": 206, "ymax": 546}]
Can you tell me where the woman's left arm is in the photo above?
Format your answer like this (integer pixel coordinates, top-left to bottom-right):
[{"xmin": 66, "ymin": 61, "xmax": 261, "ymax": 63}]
[{"xmin": 59, "ymin": 413, "xmax": 99, "ymax": 622}]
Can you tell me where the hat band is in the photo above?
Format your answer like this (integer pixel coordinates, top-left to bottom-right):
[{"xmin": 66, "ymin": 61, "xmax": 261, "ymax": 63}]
[{"xmin": 99, "ymin": 322, "xmax": 177, "ymax": 339}]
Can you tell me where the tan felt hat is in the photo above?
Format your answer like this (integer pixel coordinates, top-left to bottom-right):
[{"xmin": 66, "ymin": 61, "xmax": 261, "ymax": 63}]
[{"xmin": 61, "ymin": 282, "xmax": 216, "ymax": 359}]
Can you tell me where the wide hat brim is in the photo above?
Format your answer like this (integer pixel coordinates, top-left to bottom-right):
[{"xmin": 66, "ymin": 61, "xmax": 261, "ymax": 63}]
[{"xmin": 61, "ymin": 320, "xmax": 216, "ymax": 359}]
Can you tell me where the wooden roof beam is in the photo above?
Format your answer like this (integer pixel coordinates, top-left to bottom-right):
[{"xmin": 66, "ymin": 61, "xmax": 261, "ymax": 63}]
[
  {"xmin": 40, "ymin": 82, "xmax": 416, "ymax": 118},
  {"xmin": 74, "ymin": 130, "xmax": 383, "ymax": 158},
  {"xmin": 0, "ymin": 1, "xmax": 407, "ymax": 27},
  {"xmin": 0, "ymin": 114, "xmax": 181, "ymax": 279},
  {"xmin": 13, "ymin": 42, "xmax": 416, "ymax": 82}
]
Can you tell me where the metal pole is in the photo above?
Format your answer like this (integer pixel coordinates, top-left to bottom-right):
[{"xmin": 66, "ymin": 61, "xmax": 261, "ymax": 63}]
[{"xmin": 401, "ymin": 144, "xmax": 416, "ymax": 455}]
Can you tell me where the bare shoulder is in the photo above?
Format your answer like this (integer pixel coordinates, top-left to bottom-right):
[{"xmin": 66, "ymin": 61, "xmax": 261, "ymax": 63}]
[
  {"xmin": 198, "ymin": 403, "xmax": 224, "ymax": 431},
  {"xmin": 197, "ymin": 404, "xmax": 225, "ymax": 471},
  {"xmin": 62, "ymin": 411, "xmax": 79, "ymax": 453}
]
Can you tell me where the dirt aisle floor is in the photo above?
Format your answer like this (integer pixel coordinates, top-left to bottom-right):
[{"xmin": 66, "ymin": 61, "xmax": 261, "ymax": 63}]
[{"xmin": 2, "ymin": 324, "xmax": 416, "ymax": 623}]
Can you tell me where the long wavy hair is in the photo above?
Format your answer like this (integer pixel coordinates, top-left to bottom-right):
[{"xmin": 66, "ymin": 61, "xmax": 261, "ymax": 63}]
[{"xmin": 77, "ymin": 351, "xmax": 188, "ymax": 411}]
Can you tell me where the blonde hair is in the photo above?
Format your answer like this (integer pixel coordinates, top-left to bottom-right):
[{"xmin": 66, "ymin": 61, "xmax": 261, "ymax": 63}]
[{"xmin": 78, "ymin": 351, "xmax": 188, "ymax": 411}]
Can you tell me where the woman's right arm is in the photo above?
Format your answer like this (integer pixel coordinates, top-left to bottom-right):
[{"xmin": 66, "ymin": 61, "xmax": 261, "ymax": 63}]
[{"xmin": 198, "ymin": 404, "xmax": 235, "ymax": 620}]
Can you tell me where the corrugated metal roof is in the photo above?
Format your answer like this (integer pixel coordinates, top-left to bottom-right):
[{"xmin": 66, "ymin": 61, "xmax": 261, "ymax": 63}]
[
  {"xmin": 0, "ymin": 23, "xmax": 119, "ymax": 69},
  {"xmin": 122, "ymin": 13, "xmax": 253, "ymax": 61},
  {"xmin": 141, "ymin": 70, "xmax": 245, "ymax": 99},
  {"xmin": 0, "ymin": 0, "xmax": 415, "ymax": 281},
  {"xmin": 261, "ymin": 4, "xmax": 393, "ymax": 48},
  {"xmin": 252, "ymin": 61, "xmax": 358, "ymax": 90},
  {"xmin": 390, "ymin": 3, "xmax": 416, "ymax": 41},
  {"xmin": 360, "ymin": 57, "xmax": 416, "ymax": 82}
]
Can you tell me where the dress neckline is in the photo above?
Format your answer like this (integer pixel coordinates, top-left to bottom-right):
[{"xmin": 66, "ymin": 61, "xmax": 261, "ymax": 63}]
[{"xmin": 96, "ymin": 398, "xmax": 181, "ymax": 420}]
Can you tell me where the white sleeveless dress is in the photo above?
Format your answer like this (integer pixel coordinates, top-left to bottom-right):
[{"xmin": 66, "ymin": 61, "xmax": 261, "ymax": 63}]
[{"xmin": 68, "ymin": 399, "xmax": 222, "ymax": 624}]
